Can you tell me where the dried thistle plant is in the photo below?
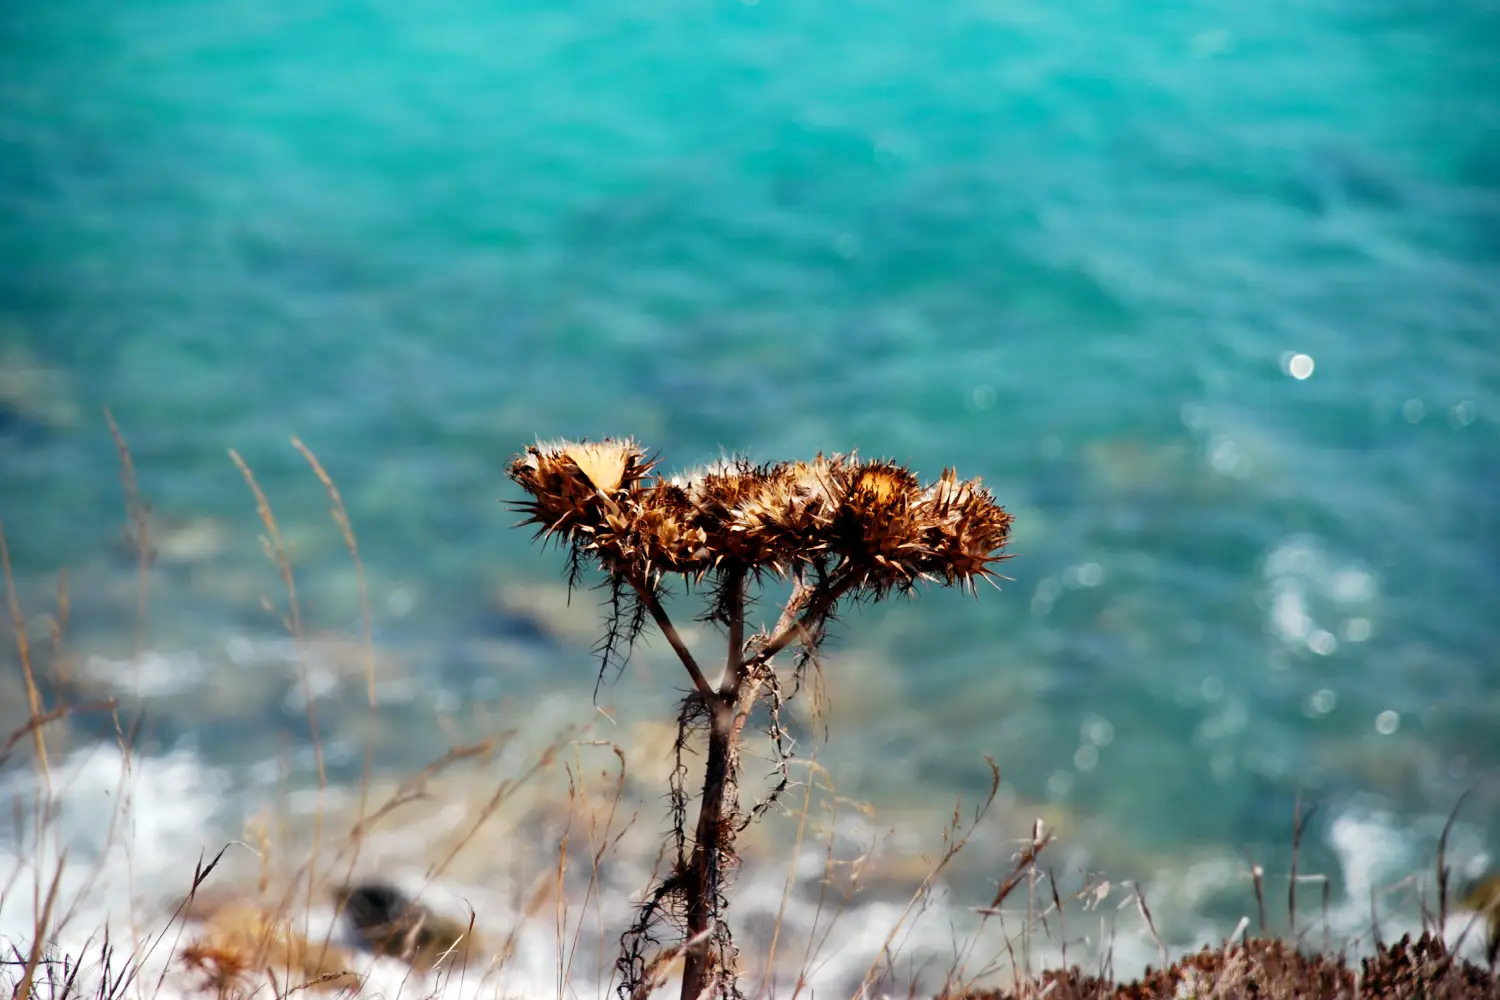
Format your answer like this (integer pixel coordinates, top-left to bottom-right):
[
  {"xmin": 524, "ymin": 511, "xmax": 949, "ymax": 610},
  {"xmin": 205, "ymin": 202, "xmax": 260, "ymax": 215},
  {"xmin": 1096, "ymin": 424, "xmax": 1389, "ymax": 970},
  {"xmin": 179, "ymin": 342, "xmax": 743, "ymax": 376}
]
[{"xmin": 507, "ymin": 438, "xmax": 1013, "ymax": 1000}]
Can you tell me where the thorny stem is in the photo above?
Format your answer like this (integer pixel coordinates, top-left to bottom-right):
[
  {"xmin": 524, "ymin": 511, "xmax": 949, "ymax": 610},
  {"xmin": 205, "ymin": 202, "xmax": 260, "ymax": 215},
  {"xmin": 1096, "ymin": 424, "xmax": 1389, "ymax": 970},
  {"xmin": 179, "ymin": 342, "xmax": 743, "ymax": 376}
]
[
  {"xmin": 681, "ymin": 566, "xmax": 748, "ymax": 1000},
  {"xmin": 720, "ymin": 567, "xmax": 747, "ymax": 695},
  {"xmin": 682, "ymin": 699, "xmax": 735, "ymax": 1000},
  {"xmin": 741, "ymin": 574, "xmax": 855, "ymax": 673},
  {"xmin": 634, "ymin": 579, "xmax": 719, "ymax": 704},
  {"xmin": 644, "ymin": 571, "xmax": 854, "ymax": 1000},
  {"xmin": 730, "ymin": 579, "xmax": 817, "ymax": 743}
]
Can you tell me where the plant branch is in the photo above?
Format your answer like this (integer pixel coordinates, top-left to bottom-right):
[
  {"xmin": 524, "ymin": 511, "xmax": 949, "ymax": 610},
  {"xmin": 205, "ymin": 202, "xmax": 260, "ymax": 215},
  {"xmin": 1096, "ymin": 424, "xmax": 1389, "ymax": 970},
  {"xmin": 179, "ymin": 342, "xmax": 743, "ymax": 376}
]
[
  {"xmin": 631, "ymin": 577, "xmax": 718, "ymax": 704},
  {"xmin": 744, "ymin": 573, "xmax": 855, "ymax": 671},
  {"xmin": 720, "ymin": 566, "xmax": 747, "ymax": 697}
]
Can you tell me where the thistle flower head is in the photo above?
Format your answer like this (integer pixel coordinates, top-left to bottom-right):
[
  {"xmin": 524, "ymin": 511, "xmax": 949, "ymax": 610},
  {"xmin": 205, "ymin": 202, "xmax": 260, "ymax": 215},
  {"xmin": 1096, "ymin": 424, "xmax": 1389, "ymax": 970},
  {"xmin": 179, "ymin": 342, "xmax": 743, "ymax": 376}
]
[
  {"xmin": 512, "ymin": 437, "xmax": 652, "ymax": 496},
  {"xmin": 507, "ymin": 440, "xmax": 1011, "ymax": 598},
  {"xmin": 507, "ymin": 437, "xmax": 654, "ymax": 545},
  {"xmin": 915, "ymin": 468, "xmax": 1014, "ymax": 592},
  {"xmin": 633, "ymin": 482, "xmax": 711, "ymax": 576},
  {"xmin": 822, "ymin": 457, "xmax": 928, "ymax": 593}
]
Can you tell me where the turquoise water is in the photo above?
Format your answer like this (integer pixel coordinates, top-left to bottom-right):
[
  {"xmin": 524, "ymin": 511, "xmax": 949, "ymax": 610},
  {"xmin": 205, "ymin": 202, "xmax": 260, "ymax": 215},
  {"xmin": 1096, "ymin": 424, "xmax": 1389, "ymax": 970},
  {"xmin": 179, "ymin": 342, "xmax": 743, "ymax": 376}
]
[{"xmin": 3, "ymin": 0, "xmax": 1500, "ymax": 967}]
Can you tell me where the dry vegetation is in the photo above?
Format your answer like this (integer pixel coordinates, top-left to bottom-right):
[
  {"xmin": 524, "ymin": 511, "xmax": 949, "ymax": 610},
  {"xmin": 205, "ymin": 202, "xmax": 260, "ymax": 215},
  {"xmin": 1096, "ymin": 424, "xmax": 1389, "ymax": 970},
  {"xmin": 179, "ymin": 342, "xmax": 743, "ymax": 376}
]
[
  {"xmin": 2, "ymin": 426, "xmax": 1498, "ymax": 1000},
  {"xmin": 507, "ymin": 438, "xmax": 1014, "ymax": 1000}
]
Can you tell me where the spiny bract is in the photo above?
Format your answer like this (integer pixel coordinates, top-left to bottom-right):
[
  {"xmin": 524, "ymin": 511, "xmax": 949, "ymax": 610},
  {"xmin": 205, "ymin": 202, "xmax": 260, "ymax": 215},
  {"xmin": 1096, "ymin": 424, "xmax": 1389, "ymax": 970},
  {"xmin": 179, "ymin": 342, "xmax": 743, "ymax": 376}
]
[{"xmin": 506, "ymin": 439, "xmax": 1012, "ymax": 594}]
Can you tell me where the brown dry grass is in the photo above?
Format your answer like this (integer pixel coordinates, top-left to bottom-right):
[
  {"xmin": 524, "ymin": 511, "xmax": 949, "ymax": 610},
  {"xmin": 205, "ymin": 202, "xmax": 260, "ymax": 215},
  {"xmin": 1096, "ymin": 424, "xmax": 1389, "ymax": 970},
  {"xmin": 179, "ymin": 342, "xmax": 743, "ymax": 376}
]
[
  {"xmin": 947, "ymin": 933, "xmax": 1496, "ymax": 1000},
  {"xmin": 1, "ymin": 421, "xmax": 647, "ymax": 1000}
]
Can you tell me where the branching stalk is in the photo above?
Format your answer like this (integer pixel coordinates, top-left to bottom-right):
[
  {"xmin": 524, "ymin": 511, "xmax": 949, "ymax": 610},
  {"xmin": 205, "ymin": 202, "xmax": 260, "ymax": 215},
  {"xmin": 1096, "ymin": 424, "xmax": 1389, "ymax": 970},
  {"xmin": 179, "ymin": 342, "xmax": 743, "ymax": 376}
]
[
  {"xmin": 721, "ymin": 566, "xmax": 747, "ymax": 694},
  {"xmin": 743, "ymin": 574, "xmax": 855, "ymax": 671},
  {"xmin": 681, "ymin": 698, "xmax": 736, "ymax": 1000},
  {"xmin": 633, "ymin": 579, "xmax": 718, "ymax": 704},
  {"xmin": 506, "ymin": 440, "xmax": 1013, "ymax": 1000}
]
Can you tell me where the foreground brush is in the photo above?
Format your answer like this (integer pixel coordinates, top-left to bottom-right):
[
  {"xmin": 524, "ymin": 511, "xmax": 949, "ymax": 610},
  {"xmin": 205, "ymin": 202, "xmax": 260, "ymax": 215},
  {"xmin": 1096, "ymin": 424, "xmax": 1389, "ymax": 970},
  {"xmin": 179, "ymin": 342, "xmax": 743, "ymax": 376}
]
[
  {"xmin": 1459, "ymin": 872, "xmax": 1500, "ymax": 967},
  {"xmin": 507, "ymin": 439, "xmax": 1013, "ymax": 1000}
]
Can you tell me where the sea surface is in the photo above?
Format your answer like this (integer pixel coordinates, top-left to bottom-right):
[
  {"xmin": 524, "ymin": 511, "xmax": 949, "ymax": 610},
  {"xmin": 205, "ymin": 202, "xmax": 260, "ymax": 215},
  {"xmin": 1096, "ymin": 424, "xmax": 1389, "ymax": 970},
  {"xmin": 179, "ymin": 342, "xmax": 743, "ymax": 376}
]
[{"xmin": 2, "ymin": 0, "xmax": 1499, "ymax": 994}]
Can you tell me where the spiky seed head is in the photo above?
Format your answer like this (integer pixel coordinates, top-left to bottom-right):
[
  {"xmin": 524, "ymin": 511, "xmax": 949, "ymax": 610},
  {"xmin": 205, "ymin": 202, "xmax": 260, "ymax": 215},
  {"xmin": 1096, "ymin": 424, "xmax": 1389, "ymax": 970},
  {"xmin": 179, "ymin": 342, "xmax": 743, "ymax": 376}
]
[
  {"xmin": 674, "ymin": 458, "xmax": 782, "ymax": 568},
  {"xmin": 846, "ymin": 460, "xmax": 920, "ymax": 506},
  {"xmin": 634, "ymin": 482, "xmax": 711, "ymax": 577},
  {"xmin": 824, "ymin": 458, "xmax": 930, "ymax": 593},
  {"xmin": 507, "ymin": 439, "xmax": 1011, "ymax": 602},
  {"xmin": 786, "ymin": 453, "xmax": 844, "ymax": 512},
  {"xmin": 507, "ymin": 437, "xmax": 654, "ymax": 547},
  {"xmin": 915, "ymin": 470, "xmax": 1013, "ymax": 592},
  {"xmin": 510, "ymin": 437, "xmax": 651, "ymax": 497},
  {"xmin": 562, "ymin": 438, "xmax": 649, "ymax": 494}
]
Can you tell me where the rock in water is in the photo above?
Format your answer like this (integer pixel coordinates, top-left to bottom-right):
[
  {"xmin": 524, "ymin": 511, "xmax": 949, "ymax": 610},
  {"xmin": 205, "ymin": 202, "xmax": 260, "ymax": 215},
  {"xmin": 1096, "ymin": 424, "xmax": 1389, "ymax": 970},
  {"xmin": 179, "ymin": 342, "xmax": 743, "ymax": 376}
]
[{"xmin": 334, "ymin": 880, "xmax": 482, "ymax": 972}]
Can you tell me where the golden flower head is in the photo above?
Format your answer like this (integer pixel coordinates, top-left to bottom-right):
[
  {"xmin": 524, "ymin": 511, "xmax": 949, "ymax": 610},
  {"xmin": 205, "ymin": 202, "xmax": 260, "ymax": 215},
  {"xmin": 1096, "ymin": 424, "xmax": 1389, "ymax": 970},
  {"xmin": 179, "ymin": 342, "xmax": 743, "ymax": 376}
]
[
  {"xmin": 914, "ymin": 468, "xmax": 1013, "ymax": 592},
  {"xmin": 824, "ymin": 457, "xmax": 929, "ymax": 593},
  {"xmin": 508, "ymin": 440, "xmax": 1012, "ymax": 600},
  {"xmin": 632, "ymin": 482, "xmax": 712, "ymax": 578},
  {"xmin": 507, "ymin": 437, "xmax": 654, "ymax": 549}
]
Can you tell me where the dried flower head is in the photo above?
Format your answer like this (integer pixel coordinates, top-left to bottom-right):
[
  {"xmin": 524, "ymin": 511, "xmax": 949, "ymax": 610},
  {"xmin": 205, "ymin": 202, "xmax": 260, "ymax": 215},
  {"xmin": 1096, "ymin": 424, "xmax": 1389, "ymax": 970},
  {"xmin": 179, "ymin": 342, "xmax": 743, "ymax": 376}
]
[
  {"xmin": 914, "ymin": 467, "xmax": 1014, "ymax": 592},
  {"xmin": 507, "ymin": 440, "xmax": 1012, "ymax": 597},
  {"xmin": 508, "ymin": 437, "xmax": 653, "ymax": 543},
  {"xmin": 720, "ymin": 465, "xmax": 807, "ymax": 572},
  {"xmin": 665, "ymin": 459, "xmax": 790, "ymax": 572},
  {"xmin": 823, "ymin": 457, "xmax": 930, "ymax": 593},
  {"xmin": 633, "ymin": 482, "xmax": 711, "ymax": 577}
]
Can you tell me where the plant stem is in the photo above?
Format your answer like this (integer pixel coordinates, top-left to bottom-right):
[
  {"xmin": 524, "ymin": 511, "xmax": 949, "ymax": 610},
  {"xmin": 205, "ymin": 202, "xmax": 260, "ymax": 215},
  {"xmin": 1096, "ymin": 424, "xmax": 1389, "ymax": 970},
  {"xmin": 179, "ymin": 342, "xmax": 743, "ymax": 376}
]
[
  {"xmin": 682, "ymin": 572, "xmax": 848, "ymax": 1000},
  {"xmin": 634, "ymin": 580, "xmax": 718, "ymax": 703},
  {"xmin": 721, "ymin": 567, "xmax": 746, "ymax": 694},
  {"xmin": 742, "ymin": 574, "xmax": 854, "ymax": 670},
  {"xmin": 681, "ymin": 698, "xmax": 734, "ymax": 1000},
  {"xmin": 681, "ymin": 565, "xmax": 748, "ymax": 1000}
]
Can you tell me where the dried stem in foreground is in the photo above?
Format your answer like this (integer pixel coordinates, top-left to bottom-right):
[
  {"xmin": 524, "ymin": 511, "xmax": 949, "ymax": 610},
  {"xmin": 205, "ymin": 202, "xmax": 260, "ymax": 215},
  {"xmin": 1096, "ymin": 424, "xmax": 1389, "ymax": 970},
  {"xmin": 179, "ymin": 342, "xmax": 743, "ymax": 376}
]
[{"xmin": 507, "ymin": 438, "xmax": 1013, "ymax": 1000}]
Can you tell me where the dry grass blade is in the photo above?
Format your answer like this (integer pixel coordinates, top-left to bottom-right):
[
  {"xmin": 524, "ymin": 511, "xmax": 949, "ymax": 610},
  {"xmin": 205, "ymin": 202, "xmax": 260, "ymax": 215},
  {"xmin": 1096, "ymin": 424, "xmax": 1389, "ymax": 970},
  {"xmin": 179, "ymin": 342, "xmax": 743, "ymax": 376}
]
[
  {"xmin": 0, "ymin": 517, "xmax": 49, "ymax": 785},
  {"xmin": 628, "ymin": 929, "xmax": 715, "ymax": 1000},
  {"xmin": 1288, "ymin": 793, "xmax": 1316, "ymax": 937},
  {"xmin": 1243, "ymin": 850, "xmax": 1267, "ymax": 937},
  {"xmin": 14, "ymin": 849, "xmax": 67, "ymax": 1000},
  {"xmin": 758, "ymin": 757, "xmax": 822, "ymax": 999},
  {"xmin": 947, "ymin": 815, "xmax": 1056, "ymax": 998},
  {"xmin": 291, "ymin": 436, "xmax": 376, "ymax": 709},
  {"xmin": 979, "ymin": 820, "xmax": 1055, "ymax": 916},
  {"xmin": 1130, "ymin": 882, "xmax": 1167, "ymax": 971},
  {"xmin": 1437, "ymin": 789, "xmax": 1473, "ymax": 931},
  {"xmin": 228, "ymin": 449, "xmax": 303, "ymax": 639},
  {"xmin": 790, "ymin": 777, "xmax": 867, "ymax": 1000},
  {"xmin": 228, "ymin": 448, "xmax": 329, "ymax": 953},
  {"xmin": 49, "ymin": 569, "xmax": 70, "ymax": 686},
  {"xmin": 558, "ymin": 743, "xmax": 634, "ymax": 992},
  {"xmin": 103, "ymin": 407, "xmax": 151, "ymax": 657},
  {"xmin": 1047, "ymin": 866, "xmax": 1066, "ymax": 974},
  {"xmin": 853, "ymin": 758, "xmax": 1002, "ymax": 1000},
  {"xmin": 1, "ymin": 700, "xmax": 116, "ymax": 766}
]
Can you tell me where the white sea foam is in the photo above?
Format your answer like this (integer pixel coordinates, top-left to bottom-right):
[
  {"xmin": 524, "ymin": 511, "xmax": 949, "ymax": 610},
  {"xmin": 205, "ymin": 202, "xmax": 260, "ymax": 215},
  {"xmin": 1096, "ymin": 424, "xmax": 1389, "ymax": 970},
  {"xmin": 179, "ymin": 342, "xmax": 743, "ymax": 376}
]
[{"xmin": 2, "ymin": 743, "xmax": 1493, "ymax": 1000}]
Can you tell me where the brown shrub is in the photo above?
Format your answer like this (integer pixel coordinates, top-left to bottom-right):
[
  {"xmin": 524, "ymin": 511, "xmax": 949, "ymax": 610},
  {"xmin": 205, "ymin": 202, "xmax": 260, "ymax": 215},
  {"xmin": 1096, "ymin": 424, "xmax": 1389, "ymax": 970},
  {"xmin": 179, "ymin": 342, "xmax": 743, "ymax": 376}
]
[{"xmin": 948, "ymin": 933, "xmax": 1496, "ymax": 1000}]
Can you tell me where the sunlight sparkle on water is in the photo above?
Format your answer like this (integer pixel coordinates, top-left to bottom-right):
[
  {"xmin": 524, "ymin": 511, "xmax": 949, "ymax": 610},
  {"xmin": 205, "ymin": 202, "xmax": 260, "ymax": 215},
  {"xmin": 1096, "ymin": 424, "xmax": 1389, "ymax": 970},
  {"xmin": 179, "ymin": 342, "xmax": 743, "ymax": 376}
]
[
  {"xmin": 1304, "ymin": 688, "xmax": 1337, "ymax": 717},
  {"xmin": 1283, "ymin": 352, "xmax": 1315, "ymax": 380}
]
